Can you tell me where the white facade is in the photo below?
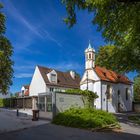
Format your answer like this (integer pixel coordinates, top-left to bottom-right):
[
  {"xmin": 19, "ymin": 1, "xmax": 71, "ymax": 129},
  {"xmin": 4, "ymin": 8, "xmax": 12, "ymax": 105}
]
[
  {"xmin": 80, "ymin": 43, "xmax": 133, "ymax": 113},
  {"xmin": 29, "ymin": 66, "xmax": 73, "ymax": 97},
  {"xmin": 0, "ymin": 93, "xmax": 10, "ymax": 99},
  {"xmin": 30, "ymin": 66, "xmax": 47, "ymax": 96}
]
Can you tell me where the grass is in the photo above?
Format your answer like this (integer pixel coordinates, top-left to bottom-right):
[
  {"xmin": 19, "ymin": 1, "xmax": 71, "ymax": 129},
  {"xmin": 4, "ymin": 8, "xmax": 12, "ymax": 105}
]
[
  {"xmin": 52, "ymin": 108, "xmax": 119, "ymax": 130},
  {"xmin": 128, "ymin": 115, "xmax": 140, "ymax": 125}
]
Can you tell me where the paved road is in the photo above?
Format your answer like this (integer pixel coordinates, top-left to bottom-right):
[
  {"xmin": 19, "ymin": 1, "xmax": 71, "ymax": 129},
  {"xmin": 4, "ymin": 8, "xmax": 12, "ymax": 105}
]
[{"xmin": 0, "ymin": 123, "xmax": 140, "ymax": 140}]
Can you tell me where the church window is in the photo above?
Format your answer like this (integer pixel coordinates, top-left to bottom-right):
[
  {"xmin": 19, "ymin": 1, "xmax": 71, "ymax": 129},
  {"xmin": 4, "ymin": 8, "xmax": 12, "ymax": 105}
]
[
  {"xmin": 89, "ymin": 53, "xmax": 91, "ymax": 59},
  {"xmin": 106, "ymin": 85, "xmax": 112, "ymax": 100},
  {"xmin": 126, "ymin": 88, "xmax": 129, "ymax": 100}
]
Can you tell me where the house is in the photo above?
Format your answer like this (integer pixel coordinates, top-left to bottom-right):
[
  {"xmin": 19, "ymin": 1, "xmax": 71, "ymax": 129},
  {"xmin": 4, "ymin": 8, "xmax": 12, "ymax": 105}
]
[
  {"xmin": 14, "ymin": 85, "xmax": 30, "ymax": 97},
  {"xmin": 21, "ymin": 85, "xmax": 30, "ymax": 96},
  {"xmin": 29, "ymin": 65, "xmax": 80, "ymax": 96},
  {"xmin": 80, "ymin": 43, "xmax": 133, "ymax": 113},
  {"xmin": 29, "ymin": 65, "xmax": 80, "ymax": 111},
  {"xmin": 0, "ymin": 93, "xmax": 10, "ymax": 99}
]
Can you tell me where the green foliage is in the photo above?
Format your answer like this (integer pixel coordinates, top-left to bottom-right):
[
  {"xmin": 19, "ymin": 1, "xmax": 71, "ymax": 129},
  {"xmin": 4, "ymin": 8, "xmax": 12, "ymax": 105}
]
[
  {"xmin": 0, "ymin": 97, "xmax": 16, "ymax": 107},
  {"xmin": 52, "ymin": 108, "xmax": 118, "ymax": 129},
  {"xmin": 62, "ymin": 0, "xmax": 140, "ymax": 73},
  {"xmin": 128, "ymin": 115, "xmax": 140, "ymax": 125},
  {"xmin": 0, "ymin": 98, "xmax": 10, "ymax": 107},
  {"xmin": 134, "ymin": 76, "xmax": 140, "ymax": 101},
  {"xmin": 0, "ymin": 3, "xmax": 13, "ymax": 94},
  {"xmin": 65, "ymin": 89, "xmax": 98, "ymax": 108},
  {"xmin": 96, "ymin": 45, "xmax": 132, "ymax": 74}
]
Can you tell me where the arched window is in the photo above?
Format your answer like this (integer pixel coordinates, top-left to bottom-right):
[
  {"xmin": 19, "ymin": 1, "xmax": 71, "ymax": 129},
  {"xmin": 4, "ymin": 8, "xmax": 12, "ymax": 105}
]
[
  {"xmin": 106, "ymin": 85, "xmax": 112, "ymax": 100},
  {"xmin": 126, "ymin": 88, "xmax": 129, "ymax": 100},
  {"xmin": 89, "ymin": 53, "xmax": 91, "ymax": 59}
]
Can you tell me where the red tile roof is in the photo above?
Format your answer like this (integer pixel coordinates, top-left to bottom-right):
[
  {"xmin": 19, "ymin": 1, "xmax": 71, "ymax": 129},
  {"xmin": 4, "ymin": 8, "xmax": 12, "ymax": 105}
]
[
  {"xmin": 38, "ymin": 65, "xmax": 81, "ymax": 88},
  {"xmin": 95, "ymin": 66, "xmax": 132, "ymax": 84},
  {"xmin": 24, "ymin": 89, "xmax": 29, "ymax": 96}
]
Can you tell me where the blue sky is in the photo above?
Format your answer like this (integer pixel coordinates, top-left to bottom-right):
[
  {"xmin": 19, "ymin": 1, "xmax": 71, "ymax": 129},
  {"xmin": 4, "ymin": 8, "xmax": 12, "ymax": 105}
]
[{"xmin": 1, "ymin": 0, "xmax": 136, "ymax": 93}]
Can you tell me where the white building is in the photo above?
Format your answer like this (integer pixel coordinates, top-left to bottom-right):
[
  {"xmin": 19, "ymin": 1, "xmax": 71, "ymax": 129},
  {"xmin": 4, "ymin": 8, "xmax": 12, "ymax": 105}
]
[
  {"xmin": 0, "ymin": 93, "xmax": 10, "ymax": 99},
  {"xmin": 29, "ymin": 65, "xmax": 80, "ymax": 96},
  {"xmin": 80, "ymin": 43, "xmax": 133, "ymax": 113}
]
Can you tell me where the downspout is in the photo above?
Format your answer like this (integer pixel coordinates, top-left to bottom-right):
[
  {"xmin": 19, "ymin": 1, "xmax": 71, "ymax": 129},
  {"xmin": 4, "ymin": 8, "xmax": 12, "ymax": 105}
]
[{"xmin": 101, "ymin": 81, "xmax": 102, "ymax": 110}]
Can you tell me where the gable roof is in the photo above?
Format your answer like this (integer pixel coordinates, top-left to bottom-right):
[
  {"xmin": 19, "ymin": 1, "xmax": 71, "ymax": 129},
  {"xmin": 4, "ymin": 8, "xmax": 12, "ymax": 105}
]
[
  {"xmin": 95, "ymin": 66, "xmax": 132, "ymax": 85},
  {"xmin": 37, "ymin": 65, "xmax": 80, "ymax": 88}
]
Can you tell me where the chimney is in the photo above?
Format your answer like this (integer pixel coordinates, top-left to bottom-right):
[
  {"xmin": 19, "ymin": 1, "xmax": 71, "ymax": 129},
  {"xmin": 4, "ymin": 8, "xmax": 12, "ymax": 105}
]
[{"xmin": 70, "ymin": 71, "xmax": 75, "ymax": 79}]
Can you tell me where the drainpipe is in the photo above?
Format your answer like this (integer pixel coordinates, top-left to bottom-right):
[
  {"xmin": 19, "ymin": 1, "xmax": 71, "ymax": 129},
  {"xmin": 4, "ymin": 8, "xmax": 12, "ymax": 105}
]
[{"xmin": 101, "ymin": 81, "xmax": 102, "ymax": 110}]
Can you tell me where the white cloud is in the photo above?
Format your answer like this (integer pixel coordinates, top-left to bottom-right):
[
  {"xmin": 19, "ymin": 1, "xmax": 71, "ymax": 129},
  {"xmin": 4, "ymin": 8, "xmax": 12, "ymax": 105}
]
[
  {"xmin": 14, "ymin": 61, "xmax": 83, "ymax": 79},
  {"xmin": 4, "ymin": 1, "xmax": 62, "ymax": 48},
  {"xmin": 14, "ymin": 73, "xmax": 33, "ymax": 78}
]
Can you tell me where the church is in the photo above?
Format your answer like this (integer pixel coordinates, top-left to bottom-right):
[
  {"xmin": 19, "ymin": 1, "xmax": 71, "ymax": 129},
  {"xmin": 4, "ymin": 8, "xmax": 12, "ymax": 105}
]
[{"xmin": 80, "ymin": 43, "xmax": 133, "ymax": 113}]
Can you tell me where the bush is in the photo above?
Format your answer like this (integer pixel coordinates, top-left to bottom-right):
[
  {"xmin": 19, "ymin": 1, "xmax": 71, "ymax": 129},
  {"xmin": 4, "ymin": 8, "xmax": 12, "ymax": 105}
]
[
  {"xmin": 0, "ymin": 98, "xmax": 10, "ymax": 107},
  {"xmin": 128, "ymin": 116, "xmax": 140, "ymax": 125},
  {"xmin": 52, "ymin": 108, "xmax": 118, "ymax": 129}
]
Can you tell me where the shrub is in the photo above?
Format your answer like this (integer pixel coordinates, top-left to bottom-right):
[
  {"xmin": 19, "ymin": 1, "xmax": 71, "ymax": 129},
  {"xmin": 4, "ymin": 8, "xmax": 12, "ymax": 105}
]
[
  {"xmin": 52, "ymin": 108, "xmax": 118, "ymax": 129},
  {"xmin": 0, "ymin": 98, "xmax": 10, "ymax": 107}
]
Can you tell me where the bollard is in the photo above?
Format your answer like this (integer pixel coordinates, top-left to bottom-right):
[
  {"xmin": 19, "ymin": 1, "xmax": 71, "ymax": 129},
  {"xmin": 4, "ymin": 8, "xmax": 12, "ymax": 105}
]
[{"xmin": 17, "ymin": 109, "xmax": 19, "ymax": 116}]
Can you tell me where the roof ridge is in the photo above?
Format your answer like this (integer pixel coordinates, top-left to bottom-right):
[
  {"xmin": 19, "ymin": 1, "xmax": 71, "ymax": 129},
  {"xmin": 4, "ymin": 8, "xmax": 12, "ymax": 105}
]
[{"xmin": 37, "ymin": 65, "xmax": 67, "ymax": 73}]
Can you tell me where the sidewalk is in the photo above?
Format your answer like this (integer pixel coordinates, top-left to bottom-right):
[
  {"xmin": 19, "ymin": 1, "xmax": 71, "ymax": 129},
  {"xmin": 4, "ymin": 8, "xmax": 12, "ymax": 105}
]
[
  {"xmin": 115, "ymin": 112, "xmax": 140, "ymax": 135},
  {"xmin": 0, "ymin": 108, "xmax": 49, "ymax": 134}
]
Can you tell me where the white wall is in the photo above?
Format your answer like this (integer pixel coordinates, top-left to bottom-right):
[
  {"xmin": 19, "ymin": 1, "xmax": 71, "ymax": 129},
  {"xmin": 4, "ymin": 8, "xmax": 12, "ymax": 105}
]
[
  {"xmin": 80, "ymin": 69, "xmax": 101, "ymax": 109},
  {"xmin": 101, "ymin": 81, "xmax": 133, "ymax": 113},
  {"xmin": 0, "ymin": 93, "xmax": 10, "ymax": 99},
  {"xmin": 29, "ymin": 66, "xmax": 47, "ymax": 96}
]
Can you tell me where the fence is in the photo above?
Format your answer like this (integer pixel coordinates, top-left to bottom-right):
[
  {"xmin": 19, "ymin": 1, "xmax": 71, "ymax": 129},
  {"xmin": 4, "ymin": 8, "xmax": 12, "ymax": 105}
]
[{"xmin": 0, "ymin": 97, "xmax": 37, "ymax": 109}]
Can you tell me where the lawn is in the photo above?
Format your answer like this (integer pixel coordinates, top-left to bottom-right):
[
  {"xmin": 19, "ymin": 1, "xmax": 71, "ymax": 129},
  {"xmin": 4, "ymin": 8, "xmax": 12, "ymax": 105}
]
[{"xmin": 52, "ymin": 108, "xmax": 119, "ymax": 130}]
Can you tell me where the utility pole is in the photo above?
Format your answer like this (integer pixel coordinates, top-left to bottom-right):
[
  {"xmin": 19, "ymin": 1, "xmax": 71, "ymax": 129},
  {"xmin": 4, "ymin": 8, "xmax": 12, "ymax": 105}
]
[{"xmin": 86, "ymin": 71, "xmax": 88, "ymax": 90}]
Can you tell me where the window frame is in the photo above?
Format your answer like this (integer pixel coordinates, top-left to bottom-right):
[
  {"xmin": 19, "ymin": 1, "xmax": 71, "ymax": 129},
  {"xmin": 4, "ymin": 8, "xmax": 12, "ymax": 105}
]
[{"xmin": 51, "ymin": 74, "xmax": 56, "ymax": 82}]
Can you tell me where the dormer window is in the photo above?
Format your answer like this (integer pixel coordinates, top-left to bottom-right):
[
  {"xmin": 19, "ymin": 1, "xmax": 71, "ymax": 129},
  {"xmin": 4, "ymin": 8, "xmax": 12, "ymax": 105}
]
[
  {"xmin": 51, "ymin": 74, "xmax": 56, "ymax": 83},
  {"xmin": 47, "ymin": 70, "xmax": 57, "ymax": 83}
]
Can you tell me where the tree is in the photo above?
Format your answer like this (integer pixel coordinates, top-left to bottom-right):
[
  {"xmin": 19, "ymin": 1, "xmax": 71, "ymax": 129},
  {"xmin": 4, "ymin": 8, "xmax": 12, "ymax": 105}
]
[
  {"xmin": 0, "ymin": 3, "xmax": 13, "ymax": 94},
  {"xmin": 96, "ymin": 45, "xmax": 133, "ymax": 74},
  {"xmin": 134, "ymin": 75, "xmax": 140, "ymax": 102},
  {"xmin": 62, "ymin": 0, "xmax": 140, "ymax": 73}
]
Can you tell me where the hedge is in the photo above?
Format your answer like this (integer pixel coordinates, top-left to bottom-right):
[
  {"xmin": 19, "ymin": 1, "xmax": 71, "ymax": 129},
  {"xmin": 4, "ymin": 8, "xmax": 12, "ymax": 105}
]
[{"xmin": 0, "ymin": 98, "xmax": 11, "ymax": 107}]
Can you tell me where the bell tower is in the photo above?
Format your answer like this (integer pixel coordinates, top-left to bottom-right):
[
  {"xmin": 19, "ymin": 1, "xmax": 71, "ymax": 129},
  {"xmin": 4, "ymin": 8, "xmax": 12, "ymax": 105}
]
[{"xmin": 85, "ymin": 41, "xmax": 95, "ymax": 69}]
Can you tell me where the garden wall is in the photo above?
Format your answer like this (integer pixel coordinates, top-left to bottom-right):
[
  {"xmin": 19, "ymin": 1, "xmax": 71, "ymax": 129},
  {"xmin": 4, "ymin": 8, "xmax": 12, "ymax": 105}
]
[
  {"xmin": 54, "ymin": 92, "xmax": 84, "ymax": 114},
  {"xmin": 133, "ymin": 102, "xmax": 140, "ymax": 112}
]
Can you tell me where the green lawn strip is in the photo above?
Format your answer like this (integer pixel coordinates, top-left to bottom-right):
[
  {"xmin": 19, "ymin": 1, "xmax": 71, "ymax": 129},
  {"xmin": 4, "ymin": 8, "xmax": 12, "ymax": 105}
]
[
  {"xmin": 128, "ymin": 115, "xmax": 140, "ymax": 125},
  {"xmin": 52, "ymin": 108, "xmax": 120, "ymax": 131}
]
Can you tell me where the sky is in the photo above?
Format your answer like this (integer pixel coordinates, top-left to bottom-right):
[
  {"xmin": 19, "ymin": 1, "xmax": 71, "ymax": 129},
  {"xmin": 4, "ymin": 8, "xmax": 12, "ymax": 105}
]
[{"xmin": 1, "ymin": 0, "xmax": 137, "ymax": 93}]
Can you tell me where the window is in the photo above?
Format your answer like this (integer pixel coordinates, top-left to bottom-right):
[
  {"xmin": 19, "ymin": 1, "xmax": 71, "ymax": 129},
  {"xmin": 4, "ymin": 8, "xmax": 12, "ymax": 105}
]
[
  {"xmin": 50, "ymin": 88, "xmax": 54, "ymax": 92},
  {"xmin": 126, "ymin": 88, "xmax": 129, "ymax": 100},
  {"xmin": 106, "ymin": 85, "xmax": 112, "ymax": 100},
  {"xmin": 89, "ymin": 53, "xmax": 91, "ymax": 59},
  {"xmin": 47, "ymin": 96, "xmax": 52, "ymax": 112},
  {"xmin": 51, "ymin": 74, "xmax": 56, "ymax": 82}
]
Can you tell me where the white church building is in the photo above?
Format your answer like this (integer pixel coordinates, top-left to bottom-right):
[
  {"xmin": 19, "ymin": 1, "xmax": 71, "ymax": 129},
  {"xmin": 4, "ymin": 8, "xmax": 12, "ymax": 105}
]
[{"xmin": 80, "ymin": 43, "xmax": 133, "ymax": 113}]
